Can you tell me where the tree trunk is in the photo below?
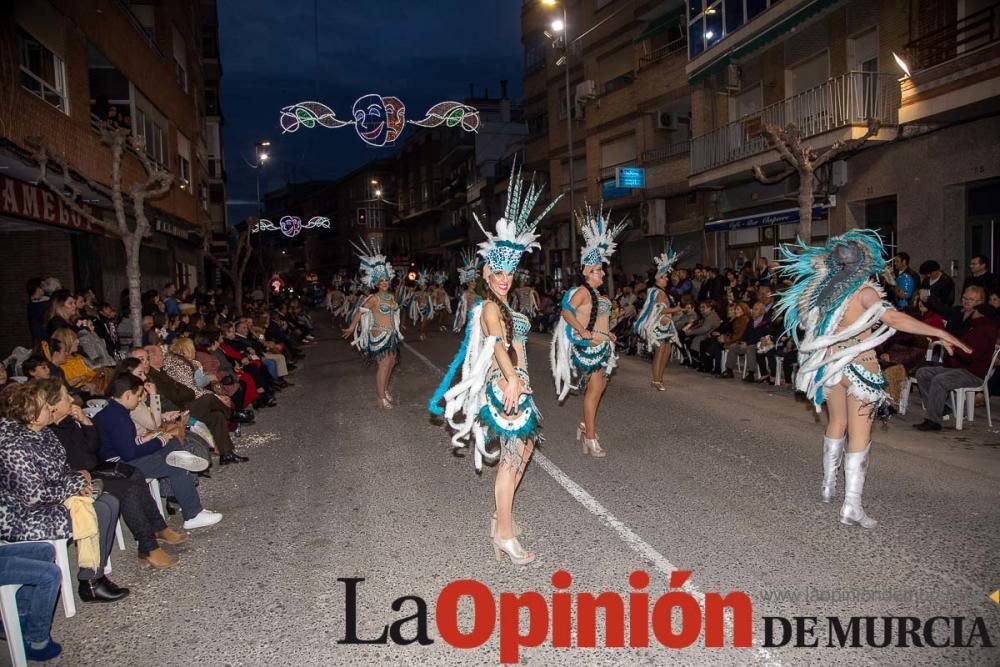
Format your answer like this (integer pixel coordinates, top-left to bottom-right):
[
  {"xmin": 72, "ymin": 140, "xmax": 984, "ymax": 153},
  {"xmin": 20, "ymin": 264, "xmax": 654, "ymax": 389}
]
[
  {"xmin": 797, "ymin": 169, "xmax": 816, "ymax": 243},
  {"xmin": 125, "ymin": 234, "xmax": 143, "ymax": 348}
]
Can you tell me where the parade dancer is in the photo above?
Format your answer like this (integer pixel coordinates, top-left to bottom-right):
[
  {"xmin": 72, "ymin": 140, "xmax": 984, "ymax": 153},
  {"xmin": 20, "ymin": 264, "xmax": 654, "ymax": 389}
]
[
  {"xmin": 432, "ymin": 271, "xmax": 452, "ymax": 331},
  {"xmin": 342, "ymin": 240, "xmax": 402, "ymax": 409},
  {"xmin": 429, "ymin": 163, "xmax": 560, "ymax": 565},
  {"xmin": 776, "ymin": 229, "xmax": 966, "ymax": 528},
  {"xmin": 634, "ymin": 245, "xmax": 683, "ymax": 391},
  {"xmin": 327, "ymin": 278, "xmax": 346, "ymax": 323},
  {"xmin": 408, "ymin": 270, "xmax": 433, "ymax": 340},
  {"xmin": 551, "ymin": 202, "xmax": 626, "ymax": 458},
  {"xmin": 453, "ymin": 249, "xmax": 481, "ymax": 333},
  {"xmin": 512, "ymin": 270, "xmax": 539, "ymax": 322}
]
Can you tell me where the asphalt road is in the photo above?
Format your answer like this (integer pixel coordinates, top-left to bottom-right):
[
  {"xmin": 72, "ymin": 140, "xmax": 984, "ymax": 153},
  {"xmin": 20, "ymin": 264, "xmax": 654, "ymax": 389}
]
[{"xmin": 41, "ymin": 323, "xmax": 1000, "ymax": 667}]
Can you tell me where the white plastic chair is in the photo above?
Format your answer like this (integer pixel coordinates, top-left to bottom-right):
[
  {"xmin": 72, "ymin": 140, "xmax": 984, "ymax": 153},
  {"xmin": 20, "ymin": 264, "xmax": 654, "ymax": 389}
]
[
  {"xmin": 0, "ymin": 584, "xmax": 28, "ymax": 666},
  {"xmin": 116, "ymin": 518, "xmax": 126, "ymax": 550},
  {"xmin": 899, "ymin": 341, "xmax": 947, "ymax": 416},
  {"xmin": 147, "ymin": 478, "xmax": 166, "ymax": 519},
  {"xmin": 952, "ymin": 345, "xmax": 1000, "ymax": 431},
  {"xmin": 0, "ymin": 539, "xmax": 75, "ymax": 619}
]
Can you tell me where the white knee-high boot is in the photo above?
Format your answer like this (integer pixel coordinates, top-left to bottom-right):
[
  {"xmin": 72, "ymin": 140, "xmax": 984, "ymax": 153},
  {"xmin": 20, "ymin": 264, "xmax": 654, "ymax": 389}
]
[
  {"xmin": 821, "ymin": 435, "xmax": 846, "ymax": 503},
  {"xmin": 839, "ymin": 442, "xmax": 877, "ymax": 528}
]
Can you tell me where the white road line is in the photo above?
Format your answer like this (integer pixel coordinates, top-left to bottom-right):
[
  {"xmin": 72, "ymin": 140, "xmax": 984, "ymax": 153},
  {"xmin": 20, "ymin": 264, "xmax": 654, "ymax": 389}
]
[{"xmin": 405, "ymin": 340, "xmax": 780, "ymax": 665}]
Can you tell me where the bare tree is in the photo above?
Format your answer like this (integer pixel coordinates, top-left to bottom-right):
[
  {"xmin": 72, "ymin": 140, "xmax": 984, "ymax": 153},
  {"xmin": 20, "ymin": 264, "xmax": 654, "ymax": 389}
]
[
  {"xmin": 752, "ymin": 121, "xmax": 880, "ymax": 243},
  {"xmin": 203, "ymin": 221, "xmax": 254, "ymax": 315},
  {"xmin": 29, "ymin": 124, "xmax": 173, "ymax": 347}
]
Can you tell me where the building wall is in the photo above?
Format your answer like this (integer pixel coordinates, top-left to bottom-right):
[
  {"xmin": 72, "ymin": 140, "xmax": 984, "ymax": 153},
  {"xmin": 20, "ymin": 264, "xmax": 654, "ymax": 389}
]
[{"xmin": 0, "ymin": 231, "xmax": 74, "ymax": 352}]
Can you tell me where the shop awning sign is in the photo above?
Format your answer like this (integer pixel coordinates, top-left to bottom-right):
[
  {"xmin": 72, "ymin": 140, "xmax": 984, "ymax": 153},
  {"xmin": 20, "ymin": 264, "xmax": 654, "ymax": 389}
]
[
  {"xmin": 704, "ymin": 205, "xmax": 829, "ymax": 233},
  {"xmin": 0, "ymin": 173, "xmax": 98, "ymax": 233}
]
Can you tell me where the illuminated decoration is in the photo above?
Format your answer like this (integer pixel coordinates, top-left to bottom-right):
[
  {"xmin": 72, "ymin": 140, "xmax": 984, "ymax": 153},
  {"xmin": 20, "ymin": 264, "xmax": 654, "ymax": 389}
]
[
  {"xmin": 252, "ymin": 215, "xmax": 330, "ymax": 238},
  {"xmin": 279, "ymin": 101, "xmax": 351, "ymax": 134},
  {"xmin": 278, "ymin": 96, "xmax": 479, "ymax": 147},
  {"xmin": 409, "ymin": 101, "xmax": 480, "ymax": 133}
]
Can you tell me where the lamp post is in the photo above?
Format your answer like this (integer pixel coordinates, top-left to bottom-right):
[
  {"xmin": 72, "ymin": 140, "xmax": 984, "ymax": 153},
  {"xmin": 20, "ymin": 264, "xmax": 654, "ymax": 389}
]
[
  {"xmin": 252, "ymin": 139, "xmax": 270, "ymax": 301},
  {"xmin": 545, "ymin": 0, "xmax": 576, "ymax": 265}
]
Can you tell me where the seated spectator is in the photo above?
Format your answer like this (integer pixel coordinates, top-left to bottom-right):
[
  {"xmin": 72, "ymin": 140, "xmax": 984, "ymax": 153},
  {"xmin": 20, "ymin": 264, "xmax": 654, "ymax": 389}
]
[
  {"xmin": 49, "ymin": 328, "xmax": 113, "ymax": 396},
  {"xmin": 93, "ymin": 374, "xmax": 221, "ymax": 530},
  {"xmin": 918, "ymin": 260, "xmax": 955, "ymax": 309},
  {"xmin": 879, "ymin": 299, "xmax": 948, "ymax": 371},
  {"xmin": 929, "ymin": 286, "xmax": 987, "ymax": 336},
  {"xmin": 23, "ymin": 355, "xmax": 52, "ymax": 382},
  {"xmin": 0, "ymin": 541, "xmax": 63, "ymax": 661},
  {"xmin": 721, "ymin": 301, "xmax": 771, "ymax": 379},
  {"xmin": 913, "ymin": 303, "xmax": 997, "ymax": 431},
  {"xmin": 44, "ymin": 289, "xmax": 80, "ymax": 338},
  {"xmin": 45, "ymin": 379, "xmax": 187, "ymax": 569},
  {"xmin": 0, "ymin": 382, "xmax": 128, "ymax": 603},
  {"xmin": 195, "ymin": 330, "xmax": 258, "ymax": 411},
  {"xmin": 681, "ymin": 300, "xmax": 721, "ymax": 369},
  {"xmin": 142, "ymin": 345, "xmax": 249, "ymax": 464},
  {"xmin": 702, "ymin": 302, "xmax": 749, "ymax": 375}
]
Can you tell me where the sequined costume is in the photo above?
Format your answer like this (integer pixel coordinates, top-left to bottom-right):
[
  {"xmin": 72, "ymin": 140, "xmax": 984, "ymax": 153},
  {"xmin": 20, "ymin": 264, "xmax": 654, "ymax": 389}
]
[
  {"xmin": 347, "ymin": 239, "xmax": 402, "ymax": 362},
  {"xmin": 633, "ymin": 245, "xmax": 682, "ymax": 354}
]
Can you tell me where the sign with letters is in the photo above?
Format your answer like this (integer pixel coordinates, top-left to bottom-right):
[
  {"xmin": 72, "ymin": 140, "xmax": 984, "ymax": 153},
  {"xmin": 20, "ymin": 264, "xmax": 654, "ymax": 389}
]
[{"xmin": 0, "ymin": 173, "xmax": 98, "ymax": 233}]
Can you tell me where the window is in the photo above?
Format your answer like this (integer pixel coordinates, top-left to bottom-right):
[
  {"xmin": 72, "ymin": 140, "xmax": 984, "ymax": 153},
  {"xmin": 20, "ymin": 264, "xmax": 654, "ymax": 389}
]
[
  {"xmin": 87, "ymin": 43, "xmax": 131, "ymax": 128},
  {"xmin": 172, "ymin": 26, "xmax": 188, "ymax": 92},
  {"xmin": 598, "ymin": 47, "xmax": 633, "ymax": 93},
  {"xmin": 524, "ymin": 40, "xmax": 546, "ymax": 74},
  {"xmin": 134, "ymin": 90, "xmax": 168, "ymax": 166},
  {"xmin": 527, "ymin": 111, "xmax": 549, "ymax": 136},
  {"xmin": 600, "ymin": 134, "xmax": 638, "ymax": 168},
  {"xmin": 202, "ymin": 29, "xmax": 219, "ymax": 59},
  {"xmin": 17, "ymin": 28, "xmax": 68, "ymax": 113},
  {"xmin": 688, "ymin": 0, "xmax": 781, "ymax": 59},
  {"xmin": 176, "ymin": 132, "xmax": 192, "ymax": 191},
  {"xmin": 204, "ymin": 88, "xmax": 219, "ymax": 115}
]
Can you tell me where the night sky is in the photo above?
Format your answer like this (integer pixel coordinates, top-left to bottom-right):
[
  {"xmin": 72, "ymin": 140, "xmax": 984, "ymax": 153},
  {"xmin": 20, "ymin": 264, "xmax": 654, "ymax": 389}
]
[{"xmin": 218, "ymin": 0, "xmax": 523, "ymax": 224}]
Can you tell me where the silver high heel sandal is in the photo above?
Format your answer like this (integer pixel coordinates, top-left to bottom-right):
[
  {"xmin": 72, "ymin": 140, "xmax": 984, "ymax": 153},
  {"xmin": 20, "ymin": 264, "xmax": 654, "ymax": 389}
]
[
  {"xmin": 492, "ymin": 535, "xmax": 535, "ymax": 565},
  {"xmin": 575, "ymin": 422, "xmax": 599, "ymax": 443},
  {"xmin": 840, "ymin": 443, "xmax": 877, "ymax": 528},
  {"xmin": 821, "ymin": 435, "xmax": 846, "ymax": 503},
  {"xmin": 582, "ymin": 437, "xmax": 607, "ymax": 458},
  {"xmin": 490, "ymin": 513, "xmax": 522, "ymax": 538},
  {"xmin": 380, "ymin": 398, "xmax": 393, "ymax": 409}
]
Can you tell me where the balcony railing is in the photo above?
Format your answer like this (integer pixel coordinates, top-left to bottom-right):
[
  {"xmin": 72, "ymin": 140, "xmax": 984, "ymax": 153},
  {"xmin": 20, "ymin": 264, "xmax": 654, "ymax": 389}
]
[
  {"xmin": 690, "ymin": 71, "xmax": 899, "ymax": 175},
  {"xmin": 641, "ymin": 140, "xmax": 690, "ymax": 163},
  {"xmin": 207, "ymin": 158, "xmax": 225, "ymax": 179},
  {"xmin": 638, "ymin": 35, "xmax": 687, "ymax": 68},
  {"xmin": 904, "ymin": 2, "xmax": 1000, "ymax": 70}
]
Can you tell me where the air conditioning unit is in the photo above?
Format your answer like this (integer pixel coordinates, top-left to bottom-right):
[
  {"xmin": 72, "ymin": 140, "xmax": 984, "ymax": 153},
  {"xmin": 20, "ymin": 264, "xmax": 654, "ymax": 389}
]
[
  {"xmin": 640, "ymin": 198, "xmax": 667, "ymax": 236},
  {"xmin": 576, "ymin": 80, "xmax": 597, "ymax": 100},
  {"xmin": 655, "ymin": 111, "xmax": 677, "ymax": 130}
]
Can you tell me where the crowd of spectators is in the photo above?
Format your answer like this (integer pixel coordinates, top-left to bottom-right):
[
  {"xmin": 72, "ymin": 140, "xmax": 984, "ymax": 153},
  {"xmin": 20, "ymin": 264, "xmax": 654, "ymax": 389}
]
[
  {"xmin": 1, "ymin": 277, "xmax": 316, "ymax": 661},
  {"xmin": 526, "ymin": 253, "xmax": 1000, "ymax": 427}
]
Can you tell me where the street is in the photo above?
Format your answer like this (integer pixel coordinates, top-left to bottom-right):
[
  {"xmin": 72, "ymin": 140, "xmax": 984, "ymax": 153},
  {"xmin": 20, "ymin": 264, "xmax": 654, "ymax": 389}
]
[{"xmin": 47, "ymin": 323, "xmax": 1000, "ymax": 666}]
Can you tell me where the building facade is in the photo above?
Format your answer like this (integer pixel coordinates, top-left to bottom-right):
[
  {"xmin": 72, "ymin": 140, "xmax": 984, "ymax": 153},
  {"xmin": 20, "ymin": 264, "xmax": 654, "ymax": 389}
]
[{"xmin": 0, "ymin": 0, "xmax": 222, "ymax": 351}]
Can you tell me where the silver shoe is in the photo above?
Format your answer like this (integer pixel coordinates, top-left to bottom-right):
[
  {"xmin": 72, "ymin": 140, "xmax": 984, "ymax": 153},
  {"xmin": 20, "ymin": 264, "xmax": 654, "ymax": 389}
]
[
  {"xmin": 821, "ymin": 435, "xmax": 846, "ymax": 503},
  {"xmin": 840, "ymin": 443, "xmax": 877, "ymax": 528}
]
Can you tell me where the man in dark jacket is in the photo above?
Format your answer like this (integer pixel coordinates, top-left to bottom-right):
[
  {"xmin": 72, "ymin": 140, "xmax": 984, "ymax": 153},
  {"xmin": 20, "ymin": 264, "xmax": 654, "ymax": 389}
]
[
  {"xmin": 963, "ymin": 255, "xmax": 998, "ymax": 294},
  {"xmin": 913, "ymin": 304, "xmax": 998, "ymax": 431},
  {"xmin": 918, "ymin": 260, "xmax": 955, "ymax": 309}
]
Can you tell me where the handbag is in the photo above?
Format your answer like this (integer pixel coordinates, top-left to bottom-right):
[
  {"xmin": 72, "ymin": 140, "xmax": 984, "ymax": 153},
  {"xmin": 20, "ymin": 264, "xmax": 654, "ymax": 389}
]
[{"xmin": 92, "ymin": 460, "xmax": 139, "ymax": 480}]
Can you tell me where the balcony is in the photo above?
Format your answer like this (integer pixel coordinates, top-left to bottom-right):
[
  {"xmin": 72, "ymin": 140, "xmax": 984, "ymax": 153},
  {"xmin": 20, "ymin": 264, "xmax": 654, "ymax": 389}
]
[
  {"xmin": 899, "ymin": 3, "xmax": 1000, "ymax": 124},
  {"xmin": 207, "ymin": 158, "xmax": 225, "ymax": 180},
  {"xmin": 641, "ymin": 140, "xmax": 690, "ymax": 163},
  {"xmin": 690, "ymin": 71, "xmax": 899, "ymax": 182}
]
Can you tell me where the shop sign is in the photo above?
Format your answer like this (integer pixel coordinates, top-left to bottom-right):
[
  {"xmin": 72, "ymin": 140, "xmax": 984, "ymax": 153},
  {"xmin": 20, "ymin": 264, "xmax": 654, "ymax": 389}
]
[{"xmin": 0, "ymin": 173, "xmax": 98, "ymax": 232}]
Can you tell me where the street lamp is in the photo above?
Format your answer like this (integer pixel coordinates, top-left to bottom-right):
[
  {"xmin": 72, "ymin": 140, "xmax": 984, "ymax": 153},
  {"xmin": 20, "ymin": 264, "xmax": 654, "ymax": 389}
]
[
  {"xmin": 252, "ymin": 139, "xmax": 271, "ymax": 300},
  {"xmin": 545, "ymin": 0, "xmax": 577, "ymax": 264}
]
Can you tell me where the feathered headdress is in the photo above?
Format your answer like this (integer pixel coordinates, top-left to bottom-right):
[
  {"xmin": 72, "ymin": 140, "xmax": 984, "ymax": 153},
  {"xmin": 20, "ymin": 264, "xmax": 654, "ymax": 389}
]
[
  {"xmin": 433, "ymin": 270, "xmax": 448, "ymax": 286},
  {"xmin": 350, "ymin": 238, "xmax": 394, "ymax": 288},
  {"xmin": 516, "ymin": 269, "xmax": 531, "ymax": 284},
  {"xmin": 579, "ymin": 201, "xmax": 628, "ymax": 267},
  {"xmin": 457, "ymin": 248, "xmax": 478, "ymax": 284},
  {"xmin": 415, "ymin": 269, "xmax": 430, "ymax": 288},
  {"xmin": 475, "ymin": 159, "xmax": 562, "ymax": 273},
  {"xmin": 653, "ymin": 243, "xmax": 683, "ymax": 277},
  {"xmin": 775, "ymin": 228, "xmax": 889, "ymax": 345}
]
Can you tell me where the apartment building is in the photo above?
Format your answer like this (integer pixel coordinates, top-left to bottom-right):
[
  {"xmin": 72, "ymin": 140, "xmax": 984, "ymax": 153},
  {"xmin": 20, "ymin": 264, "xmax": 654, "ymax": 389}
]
[
  {"xmin": 0, "ymin": 0, "xmax": 221, "ymax": 350},
  {"xmin": 200, "ymin": 0, "xmax": 229, "ymax": 272},
  {"xmin": 686, "ymin": 0, "xmax": 1000, "ymax": 275},
  {"xmin": 522, "ymin": 0, "xmax": 700, "ymax": 280}
]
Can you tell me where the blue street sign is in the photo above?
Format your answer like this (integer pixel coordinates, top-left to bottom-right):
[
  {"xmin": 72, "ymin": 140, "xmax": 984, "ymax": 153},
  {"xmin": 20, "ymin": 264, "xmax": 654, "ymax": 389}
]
[
  {"xmin": 615, "ymin": 166, "xmax": 645, "ymax": 189},
  {"xmin": 601, "ymin": 178, "xmax": 631, "ymax": 200}
]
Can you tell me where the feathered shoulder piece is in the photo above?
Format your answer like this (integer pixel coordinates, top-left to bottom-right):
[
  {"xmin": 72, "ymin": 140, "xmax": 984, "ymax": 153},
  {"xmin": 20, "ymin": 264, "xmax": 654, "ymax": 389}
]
[
  {"xmin": 579, "ymin": 201, "xmax": 628, "ymax": 267},
  {"xmin": 475, "ymin": 158, "xmax": 562, "ymax": 274},
  {"xmin": 775, "ymin": 228, "xmax": 889, "ymax": 343},
  {"xmin": 350, "ymin": 237, "xmax": 394, "ymax": 288}
]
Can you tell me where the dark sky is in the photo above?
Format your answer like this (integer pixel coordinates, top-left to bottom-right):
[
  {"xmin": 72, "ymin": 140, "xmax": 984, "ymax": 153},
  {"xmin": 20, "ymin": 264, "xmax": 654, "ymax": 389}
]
[{"xmin": 218, "ymin": 0, "xmax": 523, "ymax": 223}]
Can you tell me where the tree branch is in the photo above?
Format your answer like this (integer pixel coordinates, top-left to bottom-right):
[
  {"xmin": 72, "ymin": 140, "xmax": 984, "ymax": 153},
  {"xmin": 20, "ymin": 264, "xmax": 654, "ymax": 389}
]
[
  {"xmin": 759, "ymin": 123, "xmax": 801, "ymax": 171},
  {"xmin": 752, "ymin": 164, "xmax": 797, "ymax": 185},
  {"xmin": 813, "ymin": 120, "xmax": 881, "ymax": 170},
  {"xmin": 27, "ymin": 138, "xmax": 115, "ymax": 235}
]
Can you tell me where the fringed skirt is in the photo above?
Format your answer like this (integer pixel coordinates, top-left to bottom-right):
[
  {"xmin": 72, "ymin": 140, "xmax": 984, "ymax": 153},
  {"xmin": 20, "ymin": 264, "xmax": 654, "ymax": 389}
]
[
  {"xmin": 364, "ymin": 329, "xmax": 399, "ymax": 363},
  {"xmin": 479, "ymin": 367, "xmax": 541, "ymax": 472},
  {"xmin": 571, "ymin": 339, "xmax": 614, "ymax": 391}
]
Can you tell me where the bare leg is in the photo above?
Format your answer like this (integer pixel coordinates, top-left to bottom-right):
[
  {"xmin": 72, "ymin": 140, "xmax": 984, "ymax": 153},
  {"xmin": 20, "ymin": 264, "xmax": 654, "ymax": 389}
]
[
  {"xmin": 495, "ymin": 440, "xmax": 533, "ymax": 540},
  {"xmin": 583, "ymin": 372, "xmax": 607, "ymax": 439},
  {"xmin": 845, "ymin": 392, "xmax": 873, "ymax": 453},
  {"xmin": 375, "ymin": 352, "xmax": 396, "ymax": 401},
  {"xmin": 653, "ymin": 343, "xmax": 671, "ymax": 383},
  {"xmin": 825, "ymin": 384, "xmax": 848, "ymax": 439}
]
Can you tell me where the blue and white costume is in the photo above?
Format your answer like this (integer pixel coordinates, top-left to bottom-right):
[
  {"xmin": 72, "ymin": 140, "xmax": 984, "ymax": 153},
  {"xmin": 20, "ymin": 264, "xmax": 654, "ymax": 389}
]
[
  {"xmin": 349, "ymin": 239, "xmax": 402, "ymax": 362},
  {"xmin": 430, "ymin": 164, "xmax": 560, "ymax": 471},
  {"xmin": 408, "ymin": 270, "xmax": 433, "ymax": 325},
  {"xmin": 453, "ymin": 249, "xmax": 481, "ymax": 333},
  {"xmin": 633, "ymin": 245, "xmax": 682, "ymax": 354},
  {"xmin": 775, "ymin": 228, "xmax": 896, "ymax": 416},
  {"xmin": 550, "ymin": 202, "xmax": 626, "ymax": 401}
]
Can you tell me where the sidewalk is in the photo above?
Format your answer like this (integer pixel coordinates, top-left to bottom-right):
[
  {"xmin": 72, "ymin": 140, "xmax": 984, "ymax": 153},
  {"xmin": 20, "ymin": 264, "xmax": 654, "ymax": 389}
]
[{"xmin": 614, "ymin": 350, "xmax": 1000, "ymax": 482}]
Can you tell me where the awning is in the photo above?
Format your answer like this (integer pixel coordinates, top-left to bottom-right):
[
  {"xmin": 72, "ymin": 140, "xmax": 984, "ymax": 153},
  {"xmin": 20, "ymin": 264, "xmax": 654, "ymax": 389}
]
[
  {"xmin": 704, "ymin": 204, "xmax": 828, "ymax": 234},
  {"xmin": 689, "ymin": 0, "xmax": 838, "ymax": 84}
]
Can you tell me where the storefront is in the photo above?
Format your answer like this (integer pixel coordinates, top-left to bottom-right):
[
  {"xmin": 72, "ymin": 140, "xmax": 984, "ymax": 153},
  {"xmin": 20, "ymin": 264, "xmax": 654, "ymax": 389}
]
[{"xmin": 705, "ymin": 204, "xmax": 830, "ymax": 268}]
